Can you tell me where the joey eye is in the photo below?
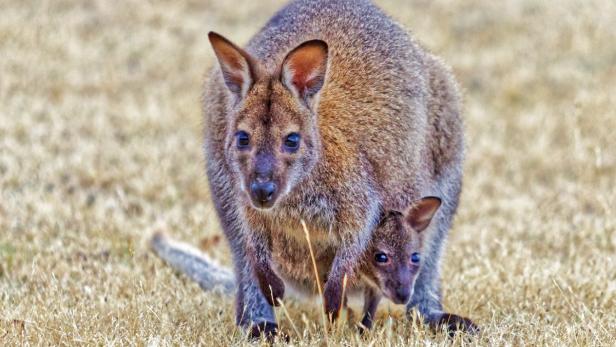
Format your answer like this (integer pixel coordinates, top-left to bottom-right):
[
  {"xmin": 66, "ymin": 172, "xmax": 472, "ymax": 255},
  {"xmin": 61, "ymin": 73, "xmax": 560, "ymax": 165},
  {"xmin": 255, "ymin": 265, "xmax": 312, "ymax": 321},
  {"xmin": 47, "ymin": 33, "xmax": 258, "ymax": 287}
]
[
  {"xmin": 235, "ymin": 131, "xmax": 250, "ymax": 149},
  {"xmin": 374, "ymin": 252, "xmax": 389, "ymax": 264},
  {"xmin": 411, "ymin": 252, "xmax": 420, "ymax": 264},
  {"xmin": 283, "ymin": 132, "xmax": 301, "ymax": 152}
]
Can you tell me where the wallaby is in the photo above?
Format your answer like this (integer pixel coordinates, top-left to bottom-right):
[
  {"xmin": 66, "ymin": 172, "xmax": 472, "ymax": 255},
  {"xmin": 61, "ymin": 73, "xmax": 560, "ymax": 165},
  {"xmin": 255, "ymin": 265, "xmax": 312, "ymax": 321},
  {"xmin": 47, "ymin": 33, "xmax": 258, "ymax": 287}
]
[{"xmin": 200, "ymin": 0, "xmax": 473, "ymax": 338}]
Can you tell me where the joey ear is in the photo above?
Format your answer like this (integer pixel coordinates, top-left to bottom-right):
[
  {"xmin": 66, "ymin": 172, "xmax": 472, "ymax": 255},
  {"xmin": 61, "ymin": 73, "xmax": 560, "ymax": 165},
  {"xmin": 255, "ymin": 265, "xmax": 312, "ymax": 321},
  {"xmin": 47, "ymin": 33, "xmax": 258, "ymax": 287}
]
[
  {"xmin": 405, "ymin": 197, "xmax": 442, "ymax": 232},
  {"xmin": 280, "ymin": 40, "xmax": 328, "ymax": 106},
  {"xmin": 208, "ymin": 32, "xmax": 258, "ymax": 100}
]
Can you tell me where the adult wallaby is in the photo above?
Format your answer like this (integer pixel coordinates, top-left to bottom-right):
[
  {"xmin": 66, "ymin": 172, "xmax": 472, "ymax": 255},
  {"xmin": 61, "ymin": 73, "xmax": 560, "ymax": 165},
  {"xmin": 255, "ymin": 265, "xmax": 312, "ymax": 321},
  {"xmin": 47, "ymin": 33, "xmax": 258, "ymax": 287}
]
[{"xmin": 201, "ymin": 0, "xmax": 470, "ymax": 338}]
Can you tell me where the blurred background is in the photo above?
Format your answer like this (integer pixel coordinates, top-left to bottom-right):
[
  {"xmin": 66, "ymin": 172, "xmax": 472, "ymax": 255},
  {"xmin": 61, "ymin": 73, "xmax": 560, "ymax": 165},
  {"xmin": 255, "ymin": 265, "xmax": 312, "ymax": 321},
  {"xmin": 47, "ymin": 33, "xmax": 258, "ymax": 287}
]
[{"xmin": 1, "ymin": 0, "xmax": 614, "ymax": 345}]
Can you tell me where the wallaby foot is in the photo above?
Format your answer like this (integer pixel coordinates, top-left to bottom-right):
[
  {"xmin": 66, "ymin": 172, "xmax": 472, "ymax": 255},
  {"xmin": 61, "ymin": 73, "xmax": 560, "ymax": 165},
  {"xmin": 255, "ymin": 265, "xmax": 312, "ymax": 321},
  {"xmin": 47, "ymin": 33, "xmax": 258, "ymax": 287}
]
[
  {"xmin": 428, "ymin": 312, "xmax": 480, "ymax": 336},
  {"xmin": 248, "ymin": 321, "xmax": 288, "ymax": 342}
]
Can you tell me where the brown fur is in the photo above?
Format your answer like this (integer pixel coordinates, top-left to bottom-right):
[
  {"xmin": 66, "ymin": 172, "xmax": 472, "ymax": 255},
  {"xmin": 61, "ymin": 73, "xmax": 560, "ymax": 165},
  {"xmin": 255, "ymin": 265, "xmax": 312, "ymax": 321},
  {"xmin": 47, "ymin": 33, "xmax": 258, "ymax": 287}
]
[{"xmin": 201, "ymin": 0, "xmax": 470, "ymax": 337}]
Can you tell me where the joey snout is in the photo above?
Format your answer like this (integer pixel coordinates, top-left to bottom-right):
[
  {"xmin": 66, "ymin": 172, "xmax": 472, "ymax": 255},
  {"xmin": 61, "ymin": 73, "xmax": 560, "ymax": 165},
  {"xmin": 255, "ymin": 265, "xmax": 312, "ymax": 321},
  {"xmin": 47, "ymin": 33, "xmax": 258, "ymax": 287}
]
[{"xmin": 391, "ymin": 285, "xmax": 411, "ymax": 304}]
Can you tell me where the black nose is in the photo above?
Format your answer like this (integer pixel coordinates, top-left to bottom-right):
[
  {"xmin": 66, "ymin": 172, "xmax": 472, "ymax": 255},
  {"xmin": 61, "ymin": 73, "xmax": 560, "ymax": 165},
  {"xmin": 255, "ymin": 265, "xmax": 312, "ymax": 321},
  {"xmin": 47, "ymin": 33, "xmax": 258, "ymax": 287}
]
[
  {"xmin": 250, "ymin": 181, "xmax": 277, "ymax": 203},
  {"xmin": 394, "ymin": 287, "xmax": 411, "ymax": 304}
]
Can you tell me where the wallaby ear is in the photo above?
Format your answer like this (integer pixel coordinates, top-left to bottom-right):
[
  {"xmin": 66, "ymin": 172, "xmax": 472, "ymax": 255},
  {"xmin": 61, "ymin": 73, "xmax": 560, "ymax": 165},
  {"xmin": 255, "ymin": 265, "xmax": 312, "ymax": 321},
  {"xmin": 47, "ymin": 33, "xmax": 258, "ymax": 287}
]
[
  {"xmin": 208, "ymin": 32, "xmax": 257, "ymax": 100},
  {"xmin": 281, "ymin": 40, "xmax": 328, "ymax": 106},
  {"xmin": 405, "ymin": 197, "xmax": 442, "ymax": 232}
]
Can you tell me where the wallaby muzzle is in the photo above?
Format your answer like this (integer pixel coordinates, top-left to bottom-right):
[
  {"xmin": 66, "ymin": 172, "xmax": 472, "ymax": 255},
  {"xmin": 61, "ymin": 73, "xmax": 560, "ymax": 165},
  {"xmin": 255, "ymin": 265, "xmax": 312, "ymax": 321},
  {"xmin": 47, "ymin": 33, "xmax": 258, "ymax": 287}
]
[{"xmin": 250, "ymin": 180, "xmax": 277, "ymax": 208}]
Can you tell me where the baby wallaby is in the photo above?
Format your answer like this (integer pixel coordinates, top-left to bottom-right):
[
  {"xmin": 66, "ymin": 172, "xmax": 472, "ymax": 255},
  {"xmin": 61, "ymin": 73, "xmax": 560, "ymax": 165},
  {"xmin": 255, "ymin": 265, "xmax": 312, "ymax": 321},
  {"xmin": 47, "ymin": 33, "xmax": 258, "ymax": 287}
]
[{"xmin": 355, "ymin": 196, "xmax": 441, "ymax": 331}]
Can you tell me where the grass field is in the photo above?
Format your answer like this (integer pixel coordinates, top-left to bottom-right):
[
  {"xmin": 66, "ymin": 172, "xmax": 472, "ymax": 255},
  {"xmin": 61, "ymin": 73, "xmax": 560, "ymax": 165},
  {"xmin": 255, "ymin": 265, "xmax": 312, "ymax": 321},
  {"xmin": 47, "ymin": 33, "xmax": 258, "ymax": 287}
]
[{"xmin": 1, "ymin": 0, "xmax": 615, "ymax": 345}]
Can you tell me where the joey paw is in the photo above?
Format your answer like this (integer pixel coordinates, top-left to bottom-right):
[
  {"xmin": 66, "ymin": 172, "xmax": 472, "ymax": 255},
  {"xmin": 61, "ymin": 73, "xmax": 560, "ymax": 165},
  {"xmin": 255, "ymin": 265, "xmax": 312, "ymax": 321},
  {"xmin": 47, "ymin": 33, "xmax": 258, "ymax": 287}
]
[{"xmin": 358, "ymin": 315, "xmax": 374, "ymax": 334}]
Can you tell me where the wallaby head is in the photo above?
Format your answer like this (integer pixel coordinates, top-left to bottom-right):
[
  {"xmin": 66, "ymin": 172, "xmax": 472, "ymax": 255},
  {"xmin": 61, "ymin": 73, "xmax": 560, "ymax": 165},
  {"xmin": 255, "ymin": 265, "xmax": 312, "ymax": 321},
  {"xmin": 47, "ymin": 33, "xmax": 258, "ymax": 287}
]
[
  {"xmin": 364, "ymin": 197, "xmax": 442, "ymax": 304},
  {"xmin": 208, "ymin": 32, "xmax": 328, "ymax": 209}
]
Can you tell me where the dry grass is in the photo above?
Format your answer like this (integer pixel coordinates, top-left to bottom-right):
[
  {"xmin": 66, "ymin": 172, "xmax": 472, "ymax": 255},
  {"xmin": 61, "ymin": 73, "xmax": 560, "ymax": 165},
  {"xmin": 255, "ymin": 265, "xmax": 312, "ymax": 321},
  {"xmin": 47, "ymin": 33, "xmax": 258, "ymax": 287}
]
[{"xmin": 1, "ymin": 0, "xmax": 615, "ymax": 345}]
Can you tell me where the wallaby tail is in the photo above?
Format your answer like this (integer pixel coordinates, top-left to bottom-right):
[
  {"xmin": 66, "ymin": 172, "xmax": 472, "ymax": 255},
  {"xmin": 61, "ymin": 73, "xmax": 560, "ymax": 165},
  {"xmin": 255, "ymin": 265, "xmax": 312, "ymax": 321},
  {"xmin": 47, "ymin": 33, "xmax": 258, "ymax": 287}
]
[{"xmin": 150, "ymin": 231, "xmax": 236, "ymax": 295}]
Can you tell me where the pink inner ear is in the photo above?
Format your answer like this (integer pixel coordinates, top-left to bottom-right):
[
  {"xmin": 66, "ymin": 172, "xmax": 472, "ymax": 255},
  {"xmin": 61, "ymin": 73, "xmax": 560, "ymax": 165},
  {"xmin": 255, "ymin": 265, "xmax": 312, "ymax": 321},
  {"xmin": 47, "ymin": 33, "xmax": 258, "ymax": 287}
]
[
  {"xmin": 288, "ymin": 64, "xmax": 324, "ymax": 98},
  {"xmin": 208, "ymin": 32, "xmax": 253, "ymax": 95},
  {"xmin": 283, "ymin": 41, "xmax": 327, "ymax": 98},
  {"xmin": 292, "ymin": 72, "xmax": 319, "ymax": 95},
  {"xmin": 407, "ymin": 198, "xmax": 441, "ymax": 232},
  {"xmin": 410, "ymin": 215, "xmax": 431, "ymax": 232},
  {"xmin": 218, "ymin": 50, "xmax": 249, "ymax": 92}
]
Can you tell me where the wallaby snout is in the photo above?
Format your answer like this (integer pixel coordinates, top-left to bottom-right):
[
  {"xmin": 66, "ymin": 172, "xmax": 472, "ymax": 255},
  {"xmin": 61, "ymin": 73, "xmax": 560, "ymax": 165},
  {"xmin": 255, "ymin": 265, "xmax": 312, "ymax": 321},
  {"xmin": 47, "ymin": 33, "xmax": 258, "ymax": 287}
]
[{"xmin": 250, "ymin": 181, "xmax": 277, "ymax": 207}]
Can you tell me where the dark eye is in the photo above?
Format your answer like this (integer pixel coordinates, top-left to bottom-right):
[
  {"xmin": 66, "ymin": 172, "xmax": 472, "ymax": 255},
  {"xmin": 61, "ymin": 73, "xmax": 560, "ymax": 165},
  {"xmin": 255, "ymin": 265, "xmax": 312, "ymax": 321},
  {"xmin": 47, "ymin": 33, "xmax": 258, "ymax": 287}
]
[
  {"xmin": 235, "ymin": 131, "xmax": 250, "ymax": 149},
  {"xmin": 411, "ymin": 252, "xmax": 420, "ymax": 264},
  {"xmin": 374, "ymin": 252, "xmax": 389, "ymax": 264},
  {"xmin": 283, "ymin": 132, "xmax": 301, "ymax": 152}
]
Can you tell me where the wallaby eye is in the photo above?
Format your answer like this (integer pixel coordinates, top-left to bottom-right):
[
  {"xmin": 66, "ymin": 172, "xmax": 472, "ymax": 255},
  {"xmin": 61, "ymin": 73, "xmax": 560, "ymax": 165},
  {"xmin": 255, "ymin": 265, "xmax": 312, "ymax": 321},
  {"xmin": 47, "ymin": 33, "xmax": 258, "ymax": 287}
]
[
  {"xmin": 374, "ymin": 252, "xmax": 389, "ymax": 264},
  {"xmin": 235, "ymin": 131, "xmax": 250, "ymax": 149},
  {"xmin": 283, "ymin": 132, "xmax": 301, "ymax": 152},
  {"xmin": 411, "ymin": 252, "xmax": 420, "ymax": 264}
]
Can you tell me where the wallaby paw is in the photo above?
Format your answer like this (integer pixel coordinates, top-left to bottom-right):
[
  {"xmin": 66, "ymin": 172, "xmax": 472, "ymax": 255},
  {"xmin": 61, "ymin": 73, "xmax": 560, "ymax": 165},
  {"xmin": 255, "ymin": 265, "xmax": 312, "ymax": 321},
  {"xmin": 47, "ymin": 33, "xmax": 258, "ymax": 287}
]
[
  {"xmin": 248, "ymin": 322, "xmax": 288, "ymax": 342},
  {"xmin": 323, "ymin": 283, "xmax": 343, "ymax": 322},
  {"xmin": 256, "ymin": 270, "xmax": 285, "ymax": 306},
  {"xmin": 433, "ymin": 313, "xmax": 480, "ymax": 336},
  {"xmin": 267, "ymin": 275, "xmax": 285, "ymax": 307}
]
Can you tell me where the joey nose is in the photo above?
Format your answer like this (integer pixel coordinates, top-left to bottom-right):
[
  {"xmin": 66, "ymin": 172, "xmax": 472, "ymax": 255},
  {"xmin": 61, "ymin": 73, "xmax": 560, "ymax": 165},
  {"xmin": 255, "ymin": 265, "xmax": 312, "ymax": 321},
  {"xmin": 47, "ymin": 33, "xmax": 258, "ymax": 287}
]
[
  {"xmin": 394, "ymin": 287, "xmax": 411, "ymax": 304},
  {"xmin": 250, "ymin": 181, "xmax": 277, "ymax": 205}
]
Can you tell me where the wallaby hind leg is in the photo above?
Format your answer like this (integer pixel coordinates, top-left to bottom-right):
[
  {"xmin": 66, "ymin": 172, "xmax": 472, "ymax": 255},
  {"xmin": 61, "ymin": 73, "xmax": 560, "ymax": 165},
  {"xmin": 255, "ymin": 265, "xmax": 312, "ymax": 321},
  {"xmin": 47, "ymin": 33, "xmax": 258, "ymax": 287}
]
[
  {"xmin": 407, "ymin": 218, "xmax": 445, "ymax": 322},
  {"xmin": 407, "ymin": 175, "xmax": 478, "ymax": 335}
]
